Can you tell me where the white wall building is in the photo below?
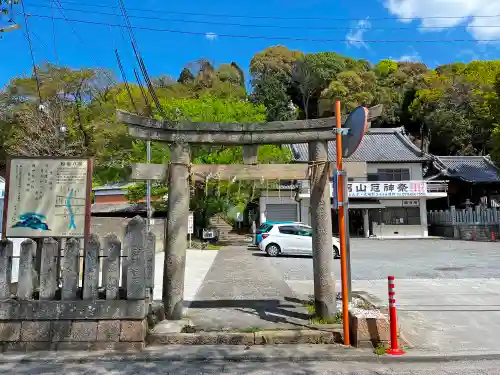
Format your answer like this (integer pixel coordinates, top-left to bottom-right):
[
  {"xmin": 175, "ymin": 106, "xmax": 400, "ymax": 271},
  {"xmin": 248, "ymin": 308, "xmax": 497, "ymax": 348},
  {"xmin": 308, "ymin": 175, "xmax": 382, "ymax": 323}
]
[{"xmin": 259, "ymin": 128, "xmax": 449, "ymax": 238}]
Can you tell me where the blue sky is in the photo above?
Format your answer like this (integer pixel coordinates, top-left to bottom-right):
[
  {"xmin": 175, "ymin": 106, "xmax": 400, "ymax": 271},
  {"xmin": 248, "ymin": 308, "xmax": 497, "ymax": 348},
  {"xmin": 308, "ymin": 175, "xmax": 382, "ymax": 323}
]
[{"xmin": 1, "ymin": 0, "xmax": 500, "ymax": 87}]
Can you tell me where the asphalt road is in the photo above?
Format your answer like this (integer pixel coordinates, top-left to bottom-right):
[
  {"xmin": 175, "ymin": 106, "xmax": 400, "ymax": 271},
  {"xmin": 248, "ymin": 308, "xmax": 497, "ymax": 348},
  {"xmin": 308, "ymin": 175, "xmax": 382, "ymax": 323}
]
[
  {"xmin": 255, "ymin": 239, "xmax": 500, "ymax": 353},
  {"xmin": 1, "ymin": 359, "xmax": 500, "ymax": 374},
  {"xmin": 257, "ymin": 239, "xmax": 500, "ymax": 280}
]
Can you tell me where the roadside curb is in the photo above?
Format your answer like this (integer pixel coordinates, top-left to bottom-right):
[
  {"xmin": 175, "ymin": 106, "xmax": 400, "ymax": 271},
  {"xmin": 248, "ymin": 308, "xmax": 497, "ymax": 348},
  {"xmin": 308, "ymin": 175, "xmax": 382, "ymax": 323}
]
[
  {"xmin": 147, "ymin": 329, "xmax": 343, "ymax": 346},
  {"xmin": 1, "ymin": 346, "xmax": 500, "ymax": 364}
]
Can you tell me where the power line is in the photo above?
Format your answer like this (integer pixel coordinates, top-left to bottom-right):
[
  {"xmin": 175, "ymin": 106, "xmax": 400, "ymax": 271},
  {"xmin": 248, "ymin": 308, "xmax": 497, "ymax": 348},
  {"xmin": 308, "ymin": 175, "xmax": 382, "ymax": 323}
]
[
  {"xmin": 51, "ymin": 0, "xmax": 116, "ymax": 86},
  {"xmin": 26, "ymin": 13, "xmax": 500, "ymax": 43},
  {"xmin": 117, "ymin": 0, "xmax": 165, "ymax": 117},
  {"xmin": 115, "ymin": 48, "xmax": 138, "ymax": 113},
  {"xmin": 25, "ymin": 3, "xmax": 500, "ymax": 31},
  {"xmin": 20, "ymin": 0, "xmax": 43, "ymax": 105},
  {"xmin": 33, "ymin": 0, "xmax": 500, "ymax": 22},
  {"xmin": 50, "ymin": 0, "xmax": 59, "ymax": 64}
]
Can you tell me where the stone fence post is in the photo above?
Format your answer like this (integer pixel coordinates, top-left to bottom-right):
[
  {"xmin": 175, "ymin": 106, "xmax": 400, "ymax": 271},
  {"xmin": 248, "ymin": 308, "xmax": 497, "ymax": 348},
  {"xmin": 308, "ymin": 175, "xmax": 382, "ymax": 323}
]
[{"xmin": 0, "ymin": 216, "xmax": 155, "ymax": 351}]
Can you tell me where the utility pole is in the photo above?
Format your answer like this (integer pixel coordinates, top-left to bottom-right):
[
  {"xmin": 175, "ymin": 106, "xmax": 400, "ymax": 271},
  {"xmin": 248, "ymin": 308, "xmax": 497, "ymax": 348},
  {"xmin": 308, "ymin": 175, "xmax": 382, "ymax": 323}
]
[{"xmin": 146, "ymin": 140, "xmax": 152, "ymax": 231}]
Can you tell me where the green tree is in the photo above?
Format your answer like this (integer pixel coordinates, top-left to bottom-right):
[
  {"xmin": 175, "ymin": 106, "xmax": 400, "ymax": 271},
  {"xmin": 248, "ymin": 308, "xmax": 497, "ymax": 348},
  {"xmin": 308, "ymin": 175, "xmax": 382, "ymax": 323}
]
[
  {"xmin": 125, "ymin": 94, "xmax": 292, "ymax": 223},
  {"xmin": 250, "ymin": 45, "xmax": 303, "ymax": 121},
  {"xmin": 177, "ymin": 68, "xmax": 194, "ymax": 84}
]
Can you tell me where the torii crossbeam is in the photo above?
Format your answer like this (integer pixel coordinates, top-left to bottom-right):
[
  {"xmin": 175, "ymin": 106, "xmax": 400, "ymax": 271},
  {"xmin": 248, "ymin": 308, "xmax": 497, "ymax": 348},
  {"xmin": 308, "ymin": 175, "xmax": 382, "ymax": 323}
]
[{"xmin": 117, "ymin": 105, "xmax": 383, "ymax": 321}]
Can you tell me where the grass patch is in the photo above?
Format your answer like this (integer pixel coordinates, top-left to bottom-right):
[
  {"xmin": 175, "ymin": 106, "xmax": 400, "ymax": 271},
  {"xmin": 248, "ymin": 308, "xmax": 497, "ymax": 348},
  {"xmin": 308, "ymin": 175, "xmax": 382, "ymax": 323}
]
[
  {"xmin": 304, "ymin": 301, "xmax": 343, "ymax": 325},
  {"xmin": 374, "ymin": 343, "xmax": 388, "ymax": 356},
  {"xmin": 206, "ymin": 243, "xmax": 221, "ymax": 250},
  {"xmin": 189, "ymin": 241, "xmax": 222, "ymax": 250},
  {"xmin": 355, "ymin": 299, "xmax": 373, "ymax": 310},
  {"xmin": 180, "ymin": 325, "xmax": 197, "ymax": 333}
]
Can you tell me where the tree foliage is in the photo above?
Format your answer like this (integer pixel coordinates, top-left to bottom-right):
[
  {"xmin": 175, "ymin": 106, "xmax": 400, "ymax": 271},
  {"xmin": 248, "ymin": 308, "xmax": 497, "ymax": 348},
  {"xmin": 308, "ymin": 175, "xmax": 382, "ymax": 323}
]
[{"xmin": 2, "ymin": 47, "xmax": 500, "ymax": 228}]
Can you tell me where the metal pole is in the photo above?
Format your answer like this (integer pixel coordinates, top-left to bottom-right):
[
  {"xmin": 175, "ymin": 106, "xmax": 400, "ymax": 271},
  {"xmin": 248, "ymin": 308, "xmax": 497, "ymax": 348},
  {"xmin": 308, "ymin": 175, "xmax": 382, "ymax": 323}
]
[
  {"xmin": 335, "ymin": 100, "xmax": 350, "ymax": 346},
  {"xmin": 343, "ymin": 177, "xmax": 352, "ymax": 302},
  {"xmin": 146, "ymin": 140, "xmax": 152, "ymax": 231}
]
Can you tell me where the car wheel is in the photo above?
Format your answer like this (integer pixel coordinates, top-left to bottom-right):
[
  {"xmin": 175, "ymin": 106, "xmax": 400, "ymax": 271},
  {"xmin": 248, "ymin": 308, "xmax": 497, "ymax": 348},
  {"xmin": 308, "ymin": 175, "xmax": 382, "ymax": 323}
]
[
  {"xmin": 333, "ymin": 246, "xmax": 340, "ymax": 259},
  {"xmin": 265, "ymin": 243, "xmax": 280, "ymax": 257}
]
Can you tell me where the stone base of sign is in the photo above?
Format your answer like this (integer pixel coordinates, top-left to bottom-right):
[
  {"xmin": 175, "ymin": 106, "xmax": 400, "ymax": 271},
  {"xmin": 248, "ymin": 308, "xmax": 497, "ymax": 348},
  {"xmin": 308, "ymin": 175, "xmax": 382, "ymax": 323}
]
[{"xmin": 348, "ymin": 309, "xmax": 390, "ymax": 348}]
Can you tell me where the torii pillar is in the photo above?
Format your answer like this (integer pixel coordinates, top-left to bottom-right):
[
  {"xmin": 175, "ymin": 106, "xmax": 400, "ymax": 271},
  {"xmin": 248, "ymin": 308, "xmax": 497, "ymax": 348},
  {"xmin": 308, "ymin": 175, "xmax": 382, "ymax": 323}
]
[
  {"xmin": 162, "ymin": 143, "xmax": 191, "ymax": 319},
  {"xmin": 117, "ymin": 105, "xmax": 382, "ymax": 321},
  {"xmin": 309, "ymin": 140, "xmax": 336, "ymax": 317}
]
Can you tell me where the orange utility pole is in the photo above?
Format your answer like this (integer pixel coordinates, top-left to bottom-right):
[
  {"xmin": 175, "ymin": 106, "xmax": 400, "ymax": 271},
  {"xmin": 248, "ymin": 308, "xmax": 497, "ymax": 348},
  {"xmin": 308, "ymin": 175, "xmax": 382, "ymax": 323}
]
[{"xmin": 335, "ymin": 100, "xmax": 350, "ymax": 346}]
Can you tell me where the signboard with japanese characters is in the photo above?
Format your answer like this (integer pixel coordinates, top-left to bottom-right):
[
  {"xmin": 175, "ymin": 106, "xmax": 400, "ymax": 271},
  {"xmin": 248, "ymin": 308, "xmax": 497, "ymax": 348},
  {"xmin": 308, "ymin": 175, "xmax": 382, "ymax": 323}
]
[
  {"xmin": 347, "ymin": 181, "xmax": 427, "ymax": 198},
  {"xmin": 188, "ymin": 211, "xmax": 194, "ymax": 234},
  {"xmin": 402, "ymin": 199, "xmax": 420, "ymax": 207},
  {"xmin": 4, "ymin": 158, "xmax": 91, "ymax": 238}
]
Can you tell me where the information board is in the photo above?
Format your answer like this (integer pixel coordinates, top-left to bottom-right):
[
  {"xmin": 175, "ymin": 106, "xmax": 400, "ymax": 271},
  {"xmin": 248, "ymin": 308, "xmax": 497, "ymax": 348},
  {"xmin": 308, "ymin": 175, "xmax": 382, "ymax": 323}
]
[
  {"xmin": 4, "ymin": 158, "xmax": 91, "ymax": 238},
  {"xmin": 188, "ymin": 212, "xmax": 194, "ymax": 235}
]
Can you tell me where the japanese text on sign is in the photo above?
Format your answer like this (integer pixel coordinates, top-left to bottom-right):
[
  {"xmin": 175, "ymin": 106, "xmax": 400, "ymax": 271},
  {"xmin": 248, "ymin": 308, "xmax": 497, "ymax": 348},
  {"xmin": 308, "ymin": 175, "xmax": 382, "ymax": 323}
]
[
  {"xmin": 347, "ymin": 181, "xmax": 427, "ymax": 198},
  {"xmin": 188, "ymin": 212, "xmax": 194, "ymax": 235},
  {"xmin": 5, "ymin": 158, "xmax": 90, "ymax": 238}
]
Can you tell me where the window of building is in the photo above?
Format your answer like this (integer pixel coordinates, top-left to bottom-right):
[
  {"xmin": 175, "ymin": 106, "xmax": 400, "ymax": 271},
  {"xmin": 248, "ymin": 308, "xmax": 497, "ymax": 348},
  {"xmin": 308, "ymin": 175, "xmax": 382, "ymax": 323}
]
[
  {"xmin": 370, "ymin": 168, "xmax": 410, "ymax": 181},
  {"xmin": 372, "ymin": 207, "xmax": 420, "ymax": 225}
]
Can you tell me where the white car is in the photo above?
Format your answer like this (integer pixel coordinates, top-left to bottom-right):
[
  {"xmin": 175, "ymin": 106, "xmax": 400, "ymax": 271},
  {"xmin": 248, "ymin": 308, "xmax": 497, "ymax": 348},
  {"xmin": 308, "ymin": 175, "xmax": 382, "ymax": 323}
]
[{"xmin": 258, "ymin": 223, "xmax": 341, "ymax": 258}]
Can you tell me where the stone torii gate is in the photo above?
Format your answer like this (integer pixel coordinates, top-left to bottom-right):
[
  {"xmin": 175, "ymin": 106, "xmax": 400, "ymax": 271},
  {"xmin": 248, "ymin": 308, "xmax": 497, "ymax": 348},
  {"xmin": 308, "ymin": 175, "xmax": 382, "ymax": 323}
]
[{"xmin": 117, "ymin": 105, "xmax": 382, "ymax": 320}]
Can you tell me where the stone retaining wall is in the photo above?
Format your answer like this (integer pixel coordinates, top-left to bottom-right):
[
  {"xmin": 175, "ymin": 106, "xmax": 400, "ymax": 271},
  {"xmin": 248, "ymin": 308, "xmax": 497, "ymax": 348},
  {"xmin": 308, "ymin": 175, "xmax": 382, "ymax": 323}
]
[
  {"xmin": 430, "ymin": 223, "xmax": 500, "ymax": 241},
  {"xmin": 0, "ymin": 318, "xmax": 147, "ymax": 351}
]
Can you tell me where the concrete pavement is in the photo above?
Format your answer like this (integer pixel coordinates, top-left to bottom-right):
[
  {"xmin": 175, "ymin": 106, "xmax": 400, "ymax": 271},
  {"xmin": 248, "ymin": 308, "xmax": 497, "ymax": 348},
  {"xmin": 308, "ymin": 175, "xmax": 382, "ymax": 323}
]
[
  {"xmin": 184, "ymin": 246, "xmax": 311, "ymax": 330},
  {"xmin": 4, "ymin": 359, "xmax": 500, "ymax": 374},
  {"xmin": 268, "ymin": 239, "xmax": 500, "ymax": 354},
  {"xmin": 1, "ymin": 345, "xmax": 500, "ymax": 374},
  {"xmin": 287, "ymin": 278, "xmax": 500, "ymax": 353},
  {"xmin": 152, "ymin": 249, "xmax": 218, "ymax": 303}
]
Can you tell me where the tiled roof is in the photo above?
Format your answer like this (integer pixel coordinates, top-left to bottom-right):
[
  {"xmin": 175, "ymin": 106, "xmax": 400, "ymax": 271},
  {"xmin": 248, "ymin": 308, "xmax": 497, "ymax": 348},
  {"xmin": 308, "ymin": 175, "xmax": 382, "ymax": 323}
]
[
  {"xmin": 430, "ymin": 156, "xmax": 500, "ymax": 183},
  {"xmin": 288, "ymin": 127, "xmax": 429, "ymax": 163},
  {"xmin": 91, "ymin": 203, "xmax": 146, "ymax": 214}
]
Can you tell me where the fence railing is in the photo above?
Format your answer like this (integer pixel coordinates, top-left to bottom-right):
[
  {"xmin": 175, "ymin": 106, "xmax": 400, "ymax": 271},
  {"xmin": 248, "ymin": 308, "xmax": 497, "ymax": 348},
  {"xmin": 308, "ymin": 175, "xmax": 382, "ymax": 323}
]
[
  {"xmin": 426, "ymin": 181, "xmax": 449, "ymax": 193},
  {"xmin": 0, "ymin": 216, "xmax": 155, "ymax": 303},
  {"xmin": 428, "ymin": 205, "xmax": 500, "ymax": 225}
]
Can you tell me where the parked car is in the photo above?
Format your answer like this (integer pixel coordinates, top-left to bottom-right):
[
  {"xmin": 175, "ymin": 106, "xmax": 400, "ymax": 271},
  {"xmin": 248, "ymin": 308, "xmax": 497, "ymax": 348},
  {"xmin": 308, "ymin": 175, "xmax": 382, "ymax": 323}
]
[
  {"xmin": 255, "ymin": 221, "xmax": 302, "ymax": 245},
  {"xmin": 258, "ymin": 223, "xmax": 341, "ymax": 258}
]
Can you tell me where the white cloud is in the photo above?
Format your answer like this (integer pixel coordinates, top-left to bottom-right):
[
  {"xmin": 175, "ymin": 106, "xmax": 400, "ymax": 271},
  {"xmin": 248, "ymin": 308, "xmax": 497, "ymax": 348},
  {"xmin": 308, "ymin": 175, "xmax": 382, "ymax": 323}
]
[
  {"xmin": 394, "ymin": 46, "xmax": 422, "ymax": 62},
  {"xmin": 384, "ymin": 0, "xmax": 500, "ymax": 41},
  {"xmin": 397, "ymin": 53, "xmax": 422, "ymax": 62},
  {"xmin": 346, "ymin": 18, "xmax": 371, "ymax": 49},
  {"xmin": 205, "ymin": 32, "xmax": 217, "ymax": 41}
]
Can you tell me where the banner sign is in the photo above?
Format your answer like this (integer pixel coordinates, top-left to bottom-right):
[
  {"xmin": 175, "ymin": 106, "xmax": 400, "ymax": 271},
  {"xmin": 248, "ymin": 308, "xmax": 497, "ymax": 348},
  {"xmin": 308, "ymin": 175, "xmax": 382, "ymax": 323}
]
[{"xmin": 346, "ymin": 181, "xmax": 427, "ymax": 198}]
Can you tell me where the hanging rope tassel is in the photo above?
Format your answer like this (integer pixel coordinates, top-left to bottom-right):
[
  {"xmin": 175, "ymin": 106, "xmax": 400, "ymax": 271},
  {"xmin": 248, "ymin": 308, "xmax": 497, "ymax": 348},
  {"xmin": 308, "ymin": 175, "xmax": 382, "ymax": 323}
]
[
  {"xmin": 205, "ymin": 174, "xmax": 210, "ymax": 197},
  {"xmin": 217, "ymin": 174, "xmax": 221, "ymax": 198}
]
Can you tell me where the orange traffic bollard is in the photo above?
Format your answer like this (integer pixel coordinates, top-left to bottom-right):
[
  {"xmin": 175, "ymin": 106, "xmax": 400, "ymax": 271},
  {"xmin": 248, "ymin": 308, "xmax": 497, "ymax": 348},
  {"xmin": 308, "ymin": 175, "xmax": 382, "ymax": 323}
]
[{"xmin": 386, "ymin": 276, "xmax": 405, "ymax": 356}]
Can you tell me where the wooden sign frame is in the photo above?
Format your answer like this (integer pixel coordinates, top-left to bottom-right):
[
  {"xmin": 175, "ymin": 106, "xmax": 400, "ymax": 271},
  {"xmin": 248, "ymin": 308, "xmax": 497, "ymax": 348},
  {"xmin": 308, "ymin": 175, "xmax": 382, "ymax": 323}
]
[{"xmin": 1, "ymin": 156, "xmax": 93, "ymax": 239}]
